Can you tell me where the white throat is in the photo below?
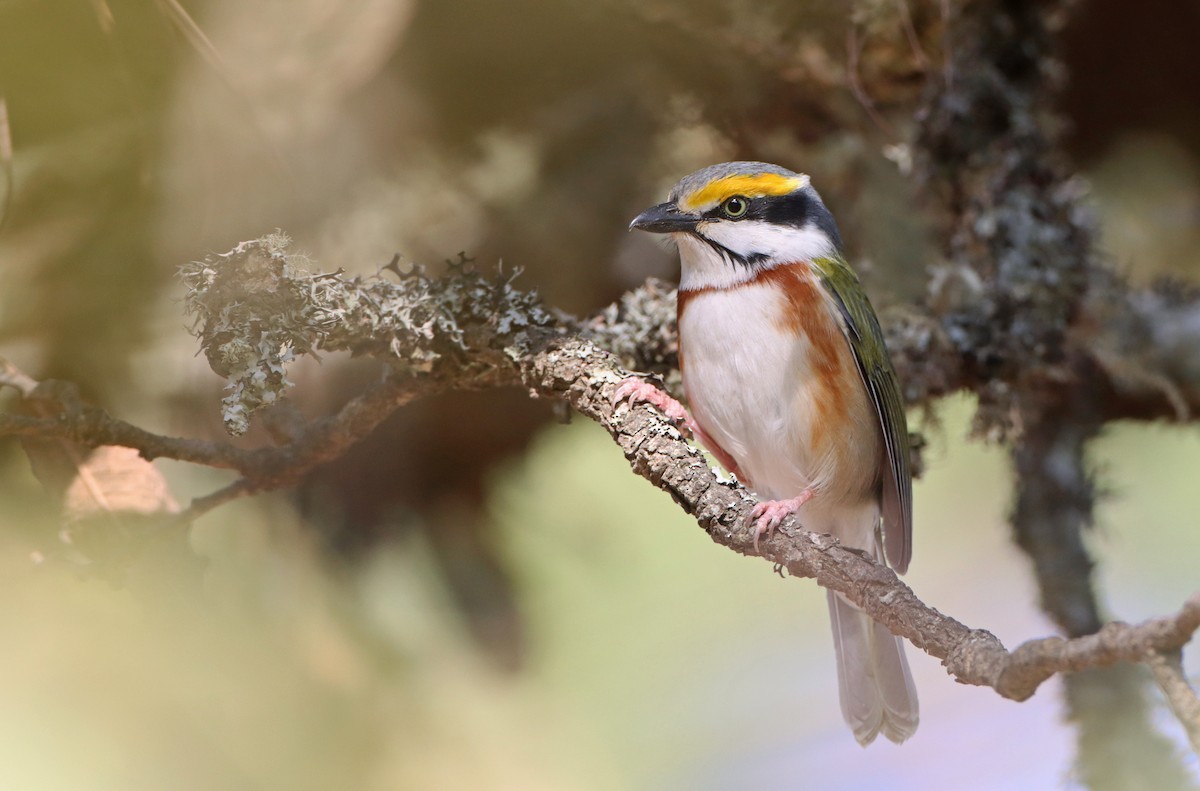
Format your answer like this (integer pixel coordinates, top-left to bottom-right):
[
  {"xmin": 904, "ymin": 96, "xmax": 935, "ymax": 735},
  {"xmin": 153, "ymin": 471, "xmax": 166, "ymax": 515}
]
[{"xmin": 675, "ymin": 220, "xmax": 836, "ymax": 291}]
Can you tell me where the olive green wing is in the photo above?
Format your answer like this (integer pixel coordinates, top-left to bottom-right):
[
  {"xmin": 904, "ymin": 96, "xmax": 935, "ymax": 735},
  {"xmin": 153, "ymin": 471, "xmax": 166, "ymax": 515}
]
[{"xmin": 813, "ymin": 255, "xmax": 912, "ymax": 574}]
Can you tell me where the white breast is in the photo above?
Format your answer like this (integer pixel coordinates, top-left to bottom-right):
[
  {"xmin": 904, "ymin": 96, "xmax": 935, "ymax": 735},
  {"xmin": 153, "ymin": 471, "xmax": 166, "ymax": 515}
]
[
  {"xmin": 679, "ymin": 284, "xmax": 823, "ymax": 498},
  {"xmin": 678, "ymin": 283, "xmax": 882, "ymax": 546}
]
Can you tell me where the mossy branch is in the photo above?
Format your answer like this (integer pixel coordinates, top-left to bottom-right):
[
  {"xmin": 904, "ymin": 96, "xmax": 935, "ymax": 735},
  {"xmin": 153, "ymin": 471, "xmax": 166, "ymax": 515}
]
[{"xmin": 2, "ymin": 235, "xmax": 1200, "ymax": 733}]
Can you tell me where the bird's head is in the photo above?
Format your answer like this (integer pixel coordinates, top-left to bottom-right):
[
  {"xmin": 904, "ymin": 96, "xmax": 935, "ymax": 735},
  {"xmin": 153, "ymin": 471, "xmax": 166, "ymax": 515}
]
[{"xmin": 630, "ymin": 161, "xmax": 843, "ymax": 290}]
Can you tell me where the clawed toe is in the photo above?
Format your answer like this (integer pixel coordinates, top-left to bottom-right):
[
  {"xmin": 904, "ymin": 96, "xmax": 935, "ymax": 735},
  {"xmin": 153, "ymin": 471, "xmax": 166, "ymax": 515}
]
[
  {"xmin": 748, "ymin": 491, "xmax": 815, "ymax": 553},
  {"xmin": 749, "ymin": 503, "xmax": 784, "ymax": 553},
  {"xmin": 611, "ymin": 377, "xmax": 690, "ymax": 425},
  {"xmin": 611, "ymin": 378, "xmax": 641, "ymax": 407}
]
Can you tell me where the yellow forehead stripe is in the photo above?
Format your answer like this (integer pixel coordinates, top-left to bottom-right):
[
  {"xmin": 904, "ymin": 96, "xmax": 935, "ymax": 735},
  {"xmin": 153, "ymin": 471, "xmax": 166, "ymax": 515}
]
[{"xmin": 678, "ymin": 172, "xmax": 808, "ymax": 211}]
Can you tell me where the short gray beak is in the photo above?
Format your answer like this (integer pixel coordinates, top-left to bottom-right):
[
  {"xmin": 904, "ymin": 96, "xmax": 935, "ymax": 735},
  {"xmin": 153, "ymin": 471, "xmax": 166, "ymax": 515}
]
[{"xmin": 629, "ymin": 201, "xmax": 699, "ymax": 233}]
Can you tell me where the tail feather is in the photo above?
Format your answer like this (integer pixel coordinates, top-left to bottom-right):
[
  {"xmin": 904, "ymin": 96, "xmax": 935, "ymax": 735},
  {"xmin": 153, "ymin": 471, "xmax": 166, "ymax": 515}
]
[{"xmin": 827, "ymin": 589, "xmax": 919, "ymax": 746}]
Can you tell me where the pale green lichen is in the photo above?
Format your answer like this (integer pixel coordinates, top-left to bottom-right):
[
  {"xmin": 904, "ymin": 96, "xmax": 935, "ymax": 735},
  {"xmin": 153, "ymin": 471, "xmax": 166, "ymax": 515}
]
[{"xmin": 181, "ymin": 236, "xmax": 554, "ymax": 435}]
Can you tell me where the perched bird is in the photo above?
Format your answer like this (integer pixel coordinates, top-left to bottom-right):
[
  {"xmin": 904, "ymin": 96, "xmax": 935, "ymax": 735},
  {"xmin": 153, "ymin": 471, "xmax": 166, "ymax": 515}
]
[{"xmin": 615, "ymin": 161, "xmax": 917, "ymax": 745}]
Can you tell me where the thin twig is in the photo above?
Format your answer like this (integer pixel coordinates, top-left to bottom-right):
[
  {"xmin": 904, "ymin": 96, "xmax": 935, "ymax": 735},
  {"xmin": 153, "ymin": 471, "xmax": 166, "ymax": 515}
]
[
  {"xmin": 895, "ymin": 0, "xmax": 929, "ymax": 69},
  {"xmin": 0, "ymin": 96, "xmax": 11, "ymax": 235},
  {"xmin": 0, "ymin": 362, "xmax": 463, "ymax": 487},
  {"xmin": 154, "ymin": 0, "xmax": 227, "ymax": 72},
  {"xmin": 175, "ymin": 477, "xmax": 259, "ymax": 524},
  {"xmin": 0, "ymin": 356, "xmax": 38, "ymax": 397},
  {"xmin": 1146, "ymin": 649, "xmax": 1200, "ymax": 753},
  {"xmin": 846, "ymin": 24, "xmax": 895, "ymax": 137}
]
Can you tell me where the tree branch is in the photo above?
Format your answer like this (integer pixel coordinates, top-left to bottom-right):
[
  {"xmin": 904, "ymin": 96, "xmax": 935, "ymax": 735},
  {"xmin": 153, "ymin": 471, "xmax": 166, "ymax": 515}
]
[
  {"xmin": 911, "ymin": 0, "xmax": 1199, "ymax": 778},
  {"xmin": 3, "ymin": 237, "xmax": 1199, "ymax": 713},
  {"xmin": 1146, "ymin": 649, "xmax": 1200, "ymax": 754}
]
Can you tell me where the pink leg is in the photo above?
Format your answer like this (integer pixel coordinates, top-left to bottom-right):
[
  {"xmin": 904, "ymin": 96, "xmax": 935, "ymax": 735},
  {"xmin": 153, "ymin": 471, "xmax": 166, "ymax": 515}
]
[
  {"xmin": 612, "ymin": 378, "xmax": 692, "ymax": 428},
  {"xmin": 750, "ymin": 489, "xmax": 815, "ymax": 553},
  {"xmin": 612, "ymin": 377, "xmax": 750, "ymax": 484}
]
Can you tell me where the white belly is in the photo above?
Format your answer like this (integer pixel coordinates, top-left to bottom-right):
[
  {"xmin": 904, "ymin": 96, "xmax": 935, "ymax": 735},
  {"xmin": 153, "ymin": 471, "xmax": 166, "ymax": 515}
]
[{"xmin": 678, "ymin": 282, "xmax": 882, "ymax": 543}]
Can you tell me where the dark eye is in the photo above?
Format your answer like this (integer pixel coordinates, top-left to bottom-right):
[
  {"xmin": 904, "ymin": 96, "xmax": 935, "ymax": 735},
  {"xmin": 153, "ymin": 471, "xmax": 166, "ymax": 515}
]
[{"xmin": 721, "ymin": 195, "xmax": 749, "ymax": 219}]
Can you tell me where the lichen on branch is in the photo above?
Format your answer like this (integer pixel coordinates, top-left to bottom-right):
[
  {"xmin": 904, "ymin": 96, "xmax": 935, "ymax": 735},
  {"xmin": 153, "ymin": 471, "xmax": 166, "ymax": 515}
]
[
  {"xmin": 180, "ymin": 234, "xmax": 555, "ymax": 435},
  {"xmin": 3, "ymin": 231, "xmax": 1200, "ymax": 737}
]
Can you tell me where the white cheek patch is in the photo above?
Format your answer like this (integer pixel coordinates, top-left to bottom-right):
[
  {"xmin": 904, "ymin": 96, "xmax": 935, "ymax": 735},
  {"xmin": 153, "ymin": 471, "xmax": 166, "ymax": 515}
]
[{"xmin": 700, "ymin": 220, "xmax": 836, "ymax": 267}]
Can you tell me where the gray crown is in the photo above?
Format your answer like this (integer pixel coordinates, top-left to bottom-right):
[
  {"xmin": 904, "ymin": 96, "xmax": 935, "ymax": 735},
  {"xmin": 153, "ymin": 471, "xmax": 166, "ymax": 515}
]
[{"xmin": 668, "ymin": 161, "xmax": 803, "ymax": 202}]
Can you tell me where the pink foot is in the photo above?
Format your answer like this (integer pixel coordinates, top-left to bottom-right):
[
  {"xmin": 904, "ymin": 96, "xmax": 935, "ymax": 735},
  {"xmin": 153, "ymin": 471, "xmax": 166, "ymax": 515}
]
[
  {"xmin": 612, "ymin": 377, "xmax": 694, "ymax": 435},
  {"xmin": 612, "ymin": 377, "xmax": 752, "ymax": 485},
  {"xmin": 750, "ymin": 489, "xmax": 815, "ymax": 553}
]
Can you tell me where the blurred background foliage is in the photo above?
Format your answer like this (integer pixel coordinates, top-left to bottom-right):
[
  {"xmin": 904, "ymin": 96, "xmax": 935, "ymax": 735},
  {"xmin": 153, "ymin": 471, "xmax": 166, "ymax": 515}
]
[{"xmin": 0, "ymin": 0, "xmax": 1199, "ymax": 788}]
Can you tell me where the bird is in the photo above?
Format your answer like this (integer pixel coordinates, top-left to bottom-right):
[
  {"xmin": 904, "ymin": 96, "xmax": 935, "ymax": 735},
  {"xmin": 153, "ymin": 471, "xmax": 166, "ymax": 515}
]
[{"xmin": 614, "ymin": 161, "xmax": 917, "ymax": 745}]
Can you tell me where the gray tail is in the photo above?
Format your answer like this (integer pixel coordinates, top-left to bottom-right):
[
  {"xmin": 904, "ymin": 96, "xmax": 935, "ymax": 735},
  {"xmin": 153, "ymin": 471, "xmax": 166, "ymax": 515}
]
[{"xmin": 826, "ymin": 589, "xmax": 919, "ymax": 745}]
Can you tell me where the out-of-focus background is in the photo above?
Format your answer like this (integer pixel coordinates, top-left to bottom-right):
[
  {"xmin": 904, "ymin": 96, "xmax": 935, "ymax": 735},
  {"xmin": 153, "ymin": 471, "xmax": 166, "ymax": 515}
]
[{"xmin": 1, "ymin": 1, "xmax": 1199, "ymax": 789}]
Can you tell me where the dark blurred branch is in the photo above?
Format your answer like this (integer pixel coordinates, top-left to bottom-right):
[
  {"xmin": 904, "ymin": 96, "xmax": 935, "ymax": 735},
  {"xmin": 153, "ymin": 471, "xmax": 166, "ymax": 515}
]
[
  {"xmin": 912, "ymin": 0, "xmax": 1198, "ymax": 781},
  {"xmin": 1011, "ymin": 379, "xmax": 1104, "ymax": 638},
  {"xmin": 173, "ymin": 477, "xmax": 258, "ymax": 522},
  {"xmin": 0, "ymin": 363, "xmax": 467, "ymax": 515}
]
